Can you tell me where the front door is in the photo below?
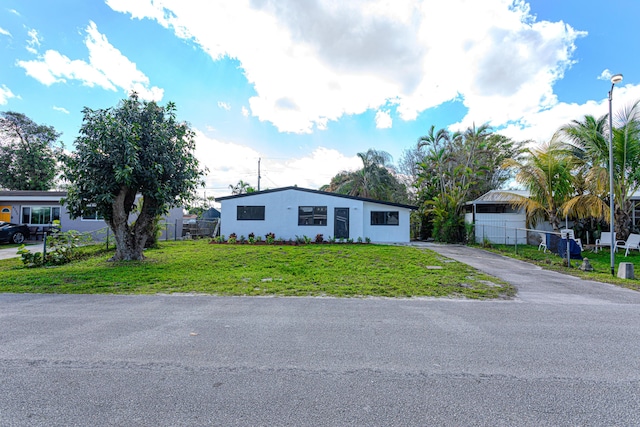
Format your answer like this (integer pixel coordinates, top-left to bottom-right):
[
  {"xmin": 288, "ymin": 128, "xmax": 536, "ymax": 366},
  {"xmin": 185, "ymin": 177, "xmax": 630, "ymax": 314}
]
[
  {"xmin": 334, "ymin": 208, "xmax": 349, "ymax": 239},
  {"xmin": 0, "ymin": 206, "xmax": 10, "ymax": 223}
]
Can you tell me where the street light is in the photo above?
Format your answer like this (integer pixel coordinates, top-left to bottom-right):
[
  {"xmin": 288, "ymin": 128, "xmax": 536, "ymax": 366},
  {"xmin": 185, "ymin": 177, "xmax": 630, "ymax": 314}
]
[{"xmin": 609, "ymin": 73, "xmax": 623, "ymax": 276}]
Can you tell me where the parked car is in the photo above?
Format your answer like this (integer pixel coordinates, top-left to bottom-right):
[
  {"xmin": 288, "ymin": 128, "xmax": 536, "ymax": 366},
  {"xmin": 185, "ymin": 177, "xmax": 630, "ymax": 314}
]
[{"xmin": 0, "ymin": 222, "xmax": 30, "ymax": 244}]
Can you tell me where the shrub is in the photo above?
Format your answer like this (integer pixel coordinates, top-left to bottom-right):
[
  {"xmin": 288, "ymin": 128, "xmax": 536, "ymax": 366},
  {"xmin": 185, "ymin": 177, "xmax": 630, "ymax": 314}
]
[
  {"xmin": 266, "ymin": 232, "xmax": 275, "ymax": 245},
  {"xmin": 315, "ymin": 233, "xmax": 324, "ymax": 243}
]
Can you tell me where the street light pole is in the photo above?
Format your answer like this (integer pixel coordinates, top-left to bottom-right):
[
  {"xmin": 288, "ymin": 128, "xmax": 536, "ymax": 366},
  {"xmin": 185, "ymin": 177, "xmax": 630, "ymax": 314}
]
[{"xmin": 609, "ymin": 73, "xmax": 623, "ymax": 276}]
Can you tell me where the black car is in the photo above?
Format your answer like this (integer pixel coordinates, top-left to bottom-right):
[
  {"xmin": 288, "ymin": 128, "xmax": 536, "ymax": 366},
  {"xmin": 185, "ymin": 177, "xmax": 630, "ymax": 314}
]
[{"xmin": 0, "ymin": 222, "xmax": 30, "ymax": 244}]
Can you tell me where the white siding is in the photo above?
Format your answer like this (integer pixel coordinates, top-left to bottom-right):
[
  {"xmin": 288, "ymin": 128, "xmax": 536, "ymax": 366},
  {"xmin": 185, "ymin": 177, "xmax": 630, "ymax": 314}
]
[
  {"xmin": 363, "ymin": 202, "xmax": 411, "ymax": 243},
  {"xmin": 220, "ymin": 189, "xmax": 412, "ymax": 243}
]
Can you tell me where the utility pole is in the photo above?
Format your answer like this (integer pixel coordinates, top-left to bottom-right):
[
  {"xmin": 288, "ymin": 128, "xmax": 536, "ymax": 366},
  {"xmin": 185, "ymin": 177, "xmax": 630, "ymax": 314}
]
[{"xmin": 258, "ymin": 158, "xmax": 261, "ymax": 192}]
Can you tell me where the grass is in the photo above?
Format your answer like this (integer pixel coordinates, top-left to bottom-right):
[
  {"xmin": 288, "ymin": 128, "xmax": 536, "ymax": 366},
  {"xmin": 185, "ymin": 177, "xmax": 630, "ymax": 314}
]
[
  {"xmin": 0, "ymin": 240, "xmax": 514, "ymax": 299},
  {"xmin": 482, "ymin": 243, "xmax": 640, "ymax": 291}
]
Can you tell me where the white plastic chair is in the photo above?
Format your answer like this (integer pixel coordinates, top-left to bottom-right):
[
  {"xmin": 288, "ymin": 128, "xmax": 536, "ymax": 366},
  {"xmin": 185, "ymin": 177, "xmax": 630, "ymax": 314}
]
[
  {"xmin": 538, "ymin": 232, "xmax": 548, "ymax": 252},
  {"xmin": 616, "ymin": 233, "xmax": 640, "ymax": 257}
]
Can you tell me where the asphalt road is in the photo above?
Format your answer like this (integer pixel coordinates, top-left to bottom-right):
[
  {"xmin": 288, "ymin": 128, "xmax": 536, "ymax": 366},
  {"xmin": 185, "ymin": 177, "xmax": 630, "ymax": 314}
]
[{"xmin": 1, "ymin": 244, "xmax": 640, "ymax": 426}]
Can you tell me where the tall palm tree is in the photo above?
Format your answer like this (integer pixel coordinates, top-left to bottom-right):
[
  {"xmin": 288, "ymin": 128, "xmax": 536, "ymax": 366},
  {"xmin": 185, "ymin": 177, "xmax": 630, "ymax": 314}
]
[
  {"xmin": 501, "ymin": 139, "xmax": 577, "ymax": 231},
  {"xmin": 560, "ymin": 100, "xmax": 640, "ymax": 237}
]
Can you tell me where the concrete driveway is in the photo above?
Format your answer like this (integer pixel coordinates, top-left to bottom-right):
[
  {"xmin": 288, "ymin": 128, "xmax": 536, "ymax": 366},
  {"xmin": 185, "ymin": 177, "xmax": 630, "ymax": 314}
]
[
  {"xmin": 0, "ymin": 241, "xmax": 43, "ymax": 260},
  {"xmin": 1, "ymin": 244, "xmax": 639, "ymax": 426}
]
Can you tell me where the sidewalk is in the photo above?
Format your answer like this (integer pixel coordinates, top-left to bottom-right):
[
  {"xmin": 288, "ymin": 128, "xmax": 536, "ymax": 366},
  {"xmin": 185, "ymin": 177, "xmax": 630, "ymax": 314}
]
[{"xmin": 0, "ymin": 241, "xmax": 44, "ymax": 260}]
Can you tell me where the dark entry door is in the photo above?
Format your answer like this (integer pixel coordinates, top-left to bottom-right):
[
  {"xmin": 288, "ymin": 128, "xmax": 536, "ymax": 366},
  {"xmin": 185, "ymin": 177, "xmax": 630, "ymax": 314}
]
[{"xmin": 334, "ymin": 208, "xmax": 349, "ymax": 239}]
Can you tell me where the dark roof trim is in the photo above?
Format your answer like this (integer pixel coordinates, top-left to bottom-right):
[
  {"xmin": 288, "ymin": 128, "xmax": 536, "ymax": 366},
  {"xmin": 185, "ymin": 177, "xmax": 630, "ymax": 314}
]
[
  {"xmin": 0, "ymin": 190, "xmax": 67, "ymax": 197},
  {"xmin": 217, "ymin": 186, "xmax": 417, "ymax": 210}
]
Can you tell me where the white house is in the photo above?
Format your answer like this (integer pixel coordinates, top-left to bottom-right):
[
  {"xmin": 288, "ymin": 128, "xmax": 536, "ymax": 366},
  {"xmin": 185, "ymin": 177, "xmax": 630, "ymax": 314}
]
[
  {"xmin": 0, "ymin": 190, "xmax": 184, "ymax": 241},
  {"xmin": 217, "ymin": 186, "xmax": 416, "ymax": 243}
]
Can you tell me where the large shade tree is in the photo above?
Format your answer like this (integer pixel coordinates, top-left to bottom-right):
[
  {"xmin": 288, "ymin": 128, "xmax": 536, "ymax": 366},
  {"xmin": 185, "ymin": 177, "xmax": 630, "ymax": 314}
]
[
  {"xmin": 63, "ymin": 94, "xmax": 204, "ymax": 261},
  {"xmin": 0, "ymin": 112, "xmax": 63, "ymax": 190}
]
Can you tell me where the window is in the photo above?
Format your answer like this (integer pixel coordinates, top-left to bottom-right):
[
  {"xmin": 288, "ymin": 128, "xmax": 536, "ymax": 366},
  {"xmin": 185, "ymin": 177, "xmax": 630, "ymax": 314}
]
[
  {"xmin": 371, "ymin": 211, "xmax": 399, "ymax": 225},
  {"xmin": 21, "ymin": 206, "xmax": 61, "ymax": 225},
  {"xmin": 237, "ymin": 206, "xmax": 265, "ymax": 220},
  {"xmin": 82, "ymin": 206, "xmax": 105, "ymax": 221},
  {"xmin": 298, "ymin": 206, "xmax": 327, "ymax": 226}
]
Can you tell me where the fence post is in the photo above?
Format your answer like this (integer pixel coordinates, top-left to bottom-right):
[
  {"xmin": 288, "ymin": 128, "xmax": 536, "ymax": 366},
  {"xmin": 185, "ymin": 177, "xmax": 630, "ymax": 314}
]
[
  {"xmin": 42, "ymin": 233, "xmax": 47, "ymax": 261},
  {"xmin": 515, "ymin": 228, "xmax": 518, "ymax": 254},
  {"xmin": 175, "ymin": 219, "xmax": 178, "ymax": 241}
]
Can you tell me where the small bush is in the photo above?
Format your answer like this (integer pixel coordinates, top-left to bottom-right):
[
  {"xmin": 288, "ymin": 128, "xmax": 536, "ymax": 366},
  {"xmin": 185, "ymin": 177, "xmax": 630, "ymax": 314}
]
[{"xmin": 315, "ymin": 234, "xmax": 324, "ymax": 243}]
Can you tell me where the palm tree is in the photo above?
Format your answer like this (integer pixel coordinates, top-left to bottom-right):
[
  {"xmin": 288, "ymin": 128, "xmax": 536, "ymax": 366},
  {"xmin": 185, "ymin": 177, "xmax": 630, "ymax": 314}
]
[
  {"xmin": 323, "ymin": 149, "xmax": 407, "ymax": 203},
  {"xmin": 560, "ymin": 100, "xmax": 640, "ymax": 237},
  {"xmin": 501, "ymin": 139, "xmax": 577, "ymax": 231},
  {"xmin": 229, "ymin": 179, "xmax": 252, "ymax": 195}
]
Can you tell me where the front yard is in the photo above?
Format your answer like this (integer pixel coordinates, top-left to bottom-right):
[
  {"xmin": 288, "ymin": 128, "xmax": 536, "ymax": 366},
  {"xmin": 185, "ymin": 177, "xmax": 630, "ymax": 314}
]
[{"xmin": 0, "ymin": 240, "xmax": 514, "ymax": 298}]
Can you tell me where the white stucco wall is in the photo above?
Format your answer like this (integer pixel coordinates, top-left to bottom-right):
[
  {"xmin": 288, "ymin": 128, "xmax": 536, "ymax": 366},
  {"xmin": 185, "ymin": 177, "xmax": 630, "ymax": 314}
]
[
  {"xmin": 219, "ymin": 189, "xmax": 412, "ymax": 243},
  {"xmin": 363, "ymin": 202, "xmax": 411, "ymax": 242}
]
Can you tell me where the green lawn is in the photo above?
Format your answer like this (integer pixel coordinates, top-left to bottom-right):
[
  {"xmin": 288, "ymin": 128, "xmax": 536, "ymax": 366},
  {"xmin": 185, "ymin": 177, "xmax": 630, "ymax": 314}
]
[
  {"xmin": 0, "ymin": 240, "xmax": 514, "ymax": 299},
  {"xmin": 484, "ymin": 243, "xmax": 640, "ymax": 291}
]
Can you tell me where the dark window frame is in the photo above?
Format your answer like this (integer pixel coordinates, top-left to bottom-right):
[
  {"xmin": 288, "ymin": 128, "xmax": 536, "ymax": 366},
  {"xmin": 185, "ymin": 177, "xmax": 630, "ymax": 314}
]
[
  {"xmin": 237, "ymin": 205, "xmax": 265, "ymax": 221},
  {"xmin": 370, "ymin": 211, "xmax": 399, "ymax": 226},
  {"xmin": 298, "ymin": 206, "xmax": 328, "ymax": 226}
]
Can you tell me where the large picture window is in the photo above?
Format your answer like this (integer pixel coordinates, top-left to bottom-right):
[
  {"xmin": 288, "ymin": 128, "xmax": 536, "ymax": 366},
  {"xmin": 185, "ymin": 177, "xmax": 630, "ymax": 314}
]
[
  {"xmin": 237, "ymin": 206, "xmax": 265, "ymax": 220},
  {"xmin": 21, "ymin": 206, "xmax": 61, "ymax": 225},
  {"xmin": 371, "ymin": 211, "xmax": 399, "ymax": 225},
  {"xmin": 298, "ymin": 206, "xmax": 327, "ymax": 226}
]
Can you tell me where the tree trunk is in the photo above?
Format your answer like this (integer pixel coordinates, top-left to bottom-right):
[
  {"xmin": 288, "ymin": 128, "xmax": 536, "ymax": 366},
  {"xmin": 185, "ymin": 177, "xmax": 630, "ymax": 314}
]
[{"xmin": 107, "ymin": 186, "xmax": 155, "ymax": 261}]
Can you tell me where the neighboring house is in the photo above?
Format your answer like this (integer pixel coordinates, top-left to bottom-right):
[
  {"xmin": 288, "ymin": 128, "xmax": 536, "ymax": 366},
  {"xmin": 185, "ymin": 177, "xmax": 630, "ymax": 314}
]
[
  {"xmin": 467, "ymin": 189, "xmax": 640, "ymax": 245},
  {"xmin": 464, "ymin": 190, "xmax": 542, "ymax": 245},
  {"xmin": 0, "ymin": 190, "xmax": 183, "ymax": 240},
  {"xmin": 217, "ymin": 186, "xmax": 416, "ymax": 243}
]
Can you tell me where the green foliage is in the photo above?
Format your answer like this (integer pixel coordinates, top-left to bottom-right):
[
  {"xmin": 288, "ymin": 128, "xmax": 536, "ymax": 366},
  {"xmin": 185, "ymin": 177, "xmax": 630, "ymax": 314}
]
[
  {"xmin": 63, "ymin": 93, "xmax": 204, "ymax": 261},
  {"xmin": 322, "ymin": 149, "xmax": 409, "ymax": 204},
  {"xmin": 0, "ymin": 111, "xmax": 63, "ymax": 190},
  {"xmin": 265, "ymin": 232, "xmax": 275, "ymax": 245},
  {"xmin": 17, "ymin": 228, "xmax": 92, "ymax": 267},
  {"xmin": 17, "ymin": 245, "xmax": 43, "ymax": 268},
  {"xmin": 414, "ymin": 124, "xmax": 521, "ymax": 242}
]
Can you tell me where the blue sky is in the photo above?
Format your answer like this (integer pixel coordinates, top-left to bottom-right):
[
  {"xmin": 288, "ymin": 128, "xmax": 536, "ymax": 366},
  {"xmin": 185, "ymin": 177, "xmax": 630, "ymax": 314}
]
[{"xmin": 1, "ymin": 0, "xmax": 639, "ymax": 198}]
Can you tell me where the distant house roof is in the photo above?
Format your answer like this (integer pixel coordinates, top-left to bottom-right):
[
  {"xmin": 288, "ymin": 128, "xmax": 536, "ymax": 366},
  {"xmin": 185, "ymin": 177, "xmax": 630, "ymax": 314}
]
[
  {"xmin": 217, "ymin": 186, "xmax": 417, "ymax": 210},
  {"xmin": 0, "ymin": 190, "xmax": 67, "ymax": 203},
  {"xmin": 468, "ymin": 189, "xmax": 530, "ymax": 204}
]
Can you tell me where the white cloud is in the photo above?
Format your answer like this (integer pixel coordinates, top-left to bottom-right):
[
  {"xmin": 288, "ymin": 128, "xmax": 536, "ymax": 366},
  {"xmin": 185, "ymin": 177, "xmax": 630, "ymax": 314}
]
[
  {"xmin": 193, "ymin": 130, "xmax": 361, "ymax": 197},
  {"xmin": 0, "ymin": 27, "xmax": 11, "ymax": 37},
  {"xmin": 499, "ymin": 83, "xmax": 640, "ymax": 144},
  {"xmin": 53, "ymin": 105, "xmax": 70, "ymax": 114},
  {"xmin": 17, "ymin": 21, "xmax": 163, "ymax": 101},
  {"xmin": 9, "ymin": 9, "xmax": 20, "ymax": 16},
  {"xmin": 0, "ymin": 84, "xmax": 17, "ymax": 105},
  {"xmin": 217, "ymin": 101, "xmax": 231, "ymax": 111},
  {"xmin": 107, "ymin": 0, "xmax": 585, "ymax": 136},
  {"xmin": 25, "ymin": 28, "xmax": 41, "ymax": 54},
  {"xmin": 375, "ymin": 110, "xmax": 392, "ymax": 129},
  {"xmin": 241, "ymin": 106, "xmax": 249, "ymax": 117}
]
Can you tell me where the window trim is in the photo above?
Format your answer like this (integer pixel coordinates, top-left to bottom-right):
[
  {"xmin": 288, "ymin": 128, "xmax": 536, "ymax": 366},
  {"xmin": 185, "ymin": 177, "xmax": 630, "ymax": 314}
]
[
  {"xmin": 298, "ymin": 206, "xmax": 328, "ymax": 226},
  {"xmin": 370, "ymin": 211, "xmax": 399, "ymax": 226},
  {"xmin": 237, "ymin": 205, "xmax": 265, "ymax": 221},
  {"xmin": 21, "ymin": 206, "xmax": 61, "ymax": 225},
  {"xmin": 81, "ymin": 205, "xmax": 105, "ymax": 221}
]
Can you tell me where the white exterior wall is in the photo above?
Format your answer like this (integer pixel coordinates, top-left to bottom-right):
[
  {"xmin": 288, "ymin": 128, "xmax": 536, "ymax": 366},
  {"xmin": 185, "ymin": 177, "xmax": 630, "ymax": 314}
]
[
  {"xmin": 473, "ymin": 213, "xmax": 527, "ymax": 244},
  {"xmin": 220, "ymin": 189, "xmax": 412, "ymax": 243},
  {"xmin": 363, "ymin": 202, "xmax": 411, "ymax": 243}
]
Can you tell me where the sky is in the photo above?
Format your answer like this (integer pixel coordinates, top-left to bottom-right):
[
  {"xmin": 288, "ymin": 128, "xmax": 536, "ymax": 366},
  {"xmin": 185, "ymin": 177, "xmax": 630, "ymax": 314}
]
[{"xmin": 1, "ymin": 0, "xmax": 639, "ymax": 199}]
